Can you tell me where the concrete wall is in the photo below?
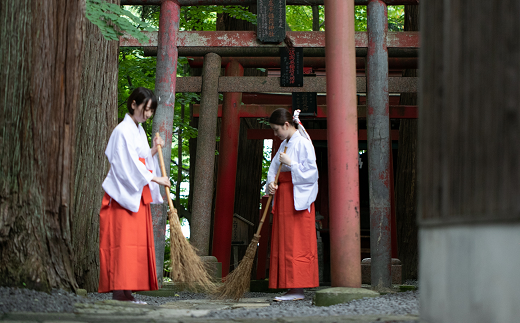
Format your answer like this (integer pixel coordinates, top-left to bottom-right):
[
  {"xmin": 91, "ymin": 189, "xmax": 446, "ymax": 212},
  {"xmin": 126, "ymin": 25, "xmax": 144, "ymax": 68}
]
[{"xmin": 419, "ymin": 223, "xmax": 520, "ymax": 323}]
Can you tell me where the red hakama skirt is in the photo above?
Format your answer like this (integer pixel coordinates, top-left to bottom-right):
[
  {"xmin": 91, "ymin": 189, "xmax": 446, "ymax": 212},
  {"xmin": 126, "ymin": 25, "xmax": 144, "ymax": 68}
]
[
  {"xmin": 98, "ymin": 158, "xmax": 158, "ymax": 293},
  {"xmin": 269, "ymin": 172, "xmax": 319, "ymax": 289}
]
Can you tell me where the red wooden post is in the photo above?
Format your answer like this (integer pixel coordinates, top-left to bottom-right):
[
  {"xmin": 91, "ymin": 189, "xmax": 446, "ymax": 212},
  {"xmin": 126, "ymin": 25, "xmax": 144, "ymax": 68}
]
[
  {"xmin": 212, "ymin": 61, "xmax": 244, "ymax": 277},
  {"xmin": 150, "ymin": 0, "xmax": 180, "ymax": 288},
  {"xmin": 325, "ymin": 0, "xmax": 361, "ymax": 287}
]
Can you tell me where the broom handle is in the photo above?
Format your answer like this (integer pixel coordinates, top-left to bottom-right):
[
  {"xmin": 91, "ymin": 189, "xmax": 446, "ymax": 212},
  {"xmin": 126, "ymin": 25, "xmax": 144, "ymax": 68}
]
[
  {"xmin": 255, "ymin": 146, "xmax": 287, "ymax": 236},
  {"xmin": 155, "ymin": 133, "xmax": 175, "ymax": 213}
]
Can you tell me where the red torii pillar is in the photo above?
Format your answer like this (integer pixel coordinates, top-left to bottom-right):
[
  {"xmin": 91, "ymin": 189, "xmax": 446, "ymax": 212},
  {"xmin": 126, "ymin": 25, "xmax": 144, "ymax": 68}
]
[
  {"xmin": 151, "ymin": 0, "xmax": 180, "ymax": 288},
  {"xmin": 212, "ymin": 61, "xmax": 244, "ymax": 277},
  {"xmin": 325, "ymin": 0, "xmax": 361, "ymax": 287}
]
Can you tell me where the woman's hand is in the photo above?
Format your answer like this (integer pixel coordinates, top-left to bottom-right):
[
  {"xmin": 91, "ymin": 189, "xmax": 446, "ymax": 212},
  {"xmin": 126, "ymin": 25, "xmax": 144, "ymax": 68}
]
[
  {"xmin": 268, "ymin": 181, "xmax": 278, "ymax": 195},
  {"xmin": 151, "ymin": 135, "xmax": 165, "ymax": 156},
  {"xmin": 152, "ymin": 176, "xmax": 171, "ymax": 187},
  {"xmin": 279, "ymin": 152, "xmax": 292, "ymax": 166}
]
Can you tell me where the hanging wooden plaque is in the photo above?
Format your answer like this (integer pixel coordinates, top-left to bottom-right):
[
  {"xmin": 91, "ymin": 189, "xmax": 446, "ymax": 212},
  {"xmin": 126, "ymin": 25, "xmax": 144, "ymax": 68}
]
[
  {"xmin": 280, "ymin": 47, "xmax": 303, "ymax": 87},
  {"xmin": 292, "ymin": 92, "xmax": 317, "ymax": 117},
  {"xmin": 257, "ymin": 0, "xmax": 286, "ymax": 43}
]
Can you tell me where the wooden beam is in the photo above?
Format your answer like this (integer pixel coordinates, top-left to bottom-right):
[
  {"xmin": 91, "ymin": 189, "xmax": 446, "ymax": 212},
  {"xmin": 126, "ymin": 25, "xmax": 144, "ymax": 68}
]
[
  {"xmin": 176, "ymin": 76, "xmax": 417, "ymax": 93},
  {"xmin": 193, "ymin": 104, "xmax": 418, "ymax": 118},
  {"xmin": 247, "ymin": 129, "xmax": 400, "ymax": 140},
  {"xmin": 120, "ymin": 31, "xmax": 419, "ymax": 49},
  {"xmin": 186, "ymin": 56, "xmax": 418, "ymax": 69}
]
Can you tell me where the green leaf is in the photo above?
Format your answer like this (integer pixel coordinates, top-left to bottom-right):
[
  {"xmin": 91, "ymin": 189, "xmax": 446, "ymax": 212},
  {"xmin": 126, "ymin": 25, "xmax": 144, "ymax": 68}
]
[{"xmin": 85, "ymin": 0, "xmax": 157, "ymax": 42}]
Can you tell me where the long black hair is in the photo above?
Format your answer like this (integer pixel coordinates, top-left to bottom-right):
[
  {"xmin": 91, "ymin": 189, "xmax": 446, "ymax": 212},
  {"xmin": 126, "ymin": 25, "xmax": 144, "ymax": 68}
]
[
  {"xmin": 269, "ymin": 108, "xmax": 298, "ymax": 128},
  {"xmin": 126, "ymin": 87, "xmax": 158, "ymax": 115}
]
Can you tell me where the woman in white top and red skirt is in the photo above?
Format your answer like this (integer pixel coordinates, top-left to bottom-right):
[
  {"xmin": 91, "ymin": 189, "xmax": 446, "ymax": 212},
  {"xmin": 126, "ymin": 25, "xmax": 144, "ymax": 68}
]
[
  {"xmin": 267, "ymin": 108, "xmax": 319, "ymax": 301},
  {"xmin": 98, "ymin": 87, "xmax": 170, "ymax": 303}
]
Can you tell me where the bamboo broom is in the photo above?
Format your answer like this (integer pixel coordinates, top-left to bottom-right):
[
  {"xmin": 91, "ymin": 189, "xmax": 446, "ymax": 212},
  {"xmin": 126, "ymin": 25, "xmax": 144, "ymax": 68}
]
[
  {"xmin": 215, "ymin": 146, "xmax": 288, "ymax": 300},
  {"xmin": 155, "ymin": 133, "xmax": 216, "ymax": 293}
]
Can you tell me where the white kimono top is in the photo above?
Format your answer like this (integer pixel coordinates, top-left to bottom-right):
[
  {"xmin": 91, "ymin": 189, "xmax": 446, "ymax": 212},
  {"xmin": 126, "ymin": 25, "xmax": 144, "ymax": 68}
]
[
  {"xmin": 267, "ymin": 131, "xmax": 319, "ymax": 211},
  {"xmin": 102, "ymin": 114, "xmax": 164, "ymax": 212}
]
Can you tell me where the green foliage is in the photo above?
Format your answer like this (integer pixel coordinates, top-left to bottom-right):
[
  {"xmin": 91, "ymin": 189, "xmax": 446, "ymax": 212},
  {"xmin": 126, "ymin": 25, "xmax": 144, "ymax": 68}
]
[
  {"xmin": 354, "ymin": 5, "xmax": 404, "ymax": 32},
  {"xmin": 355, "ymin": 6, "xmax": 368, "ymax": 31},
  {"xmin": 257, "ymin": 118, "xmax": 270, "ymax": 126},
  {"xmin": 118, "ymin": 48, "xmax": 157, "ymax": 115},
  {"xmin": 285, "ymin": 5, "xmax": 403, "ymax": 32},
  {"xmin": 286, "ymin": 6, "xmax": 324, "ymax": 31},
  {"xmin": 85, "ymin": 0, "xmax": 157, "ymax": 43},
  {"xmin": 180, "ymin": 6, "xmax": 256, "ymax": 31},
  {"xmin": 260, "ymin": 141, "xmax": 272, "ymax": 192},
  {"xmin": 258, "ymin": 117, "xmax": 273, "ymax": 192},
  {"xmin": 388, "ymin": 6, "xmax": 405, "ymax": 32}
]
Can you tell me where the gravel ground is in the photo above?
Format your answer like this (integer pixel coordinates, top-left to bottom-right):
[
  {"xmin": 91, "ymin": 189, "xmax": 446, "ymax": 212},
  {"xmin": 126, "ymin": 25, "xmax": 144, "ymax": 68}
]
[
  {"xmin": 0, "ymin": 287, "xmax": 91, "ymax": 314},
  {"xmin": 0, "ymin": 281, "xmax": 419, "ymax": 320},
  {"xmin": 0, "ymin": 287, "xmax": 206, "ymax": 314},
  {"xmin": 206, "ymin": 290, "xmax": 419, "ymax": 320}
]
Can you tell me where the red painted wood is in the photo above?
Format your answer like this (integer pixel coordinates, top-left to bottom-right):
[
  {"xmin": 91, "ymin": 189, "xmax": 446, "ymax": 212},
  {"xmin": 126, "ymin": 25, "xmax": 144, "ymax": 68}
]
[
  {"xmin": 325, "ymin": 0, "xmax": 361, "ymax": 288},
  {"xmin": 212, "ymin": 61, "xmax": 244, "ymax": 277},
  {"xmin": 120, "ymin": 31, "xmax": 419, "ymax": 49}
]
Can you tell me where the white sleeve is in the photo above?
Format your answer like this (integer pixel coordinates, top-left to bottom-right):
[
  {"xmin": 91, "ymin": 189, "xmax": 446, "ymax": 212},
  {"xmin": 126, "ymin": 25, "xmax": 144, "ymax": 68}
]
[
  {"xmin": 148, "ymin": 152, "xmax": 165, "ymax": 205},
  {"xmin": 290, "ymin": 141, "xmax": 319, "ymax": 185},
  {"xmin": 108, "ymin": 132, "xmax": 154, "ymax": 193}
]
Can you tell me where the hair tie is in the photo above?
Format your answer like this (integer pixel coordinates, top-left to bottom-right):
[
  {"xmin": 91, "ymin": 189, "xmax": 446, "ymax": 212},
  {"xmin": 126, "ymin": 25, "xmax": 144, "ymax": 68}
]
[{"xmin": 292, "ymin": 109, "xmax": 312, "ymax": 141}]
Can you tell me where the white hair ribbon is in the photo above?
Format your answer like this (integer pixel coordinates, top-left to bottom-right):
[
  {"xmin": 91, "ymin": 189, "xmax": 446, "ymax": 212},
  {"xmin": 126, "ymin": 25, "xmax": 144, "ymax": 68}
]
[{"xmin": 293, "ymin": 109, "xmax": 312, "ymax": 141}]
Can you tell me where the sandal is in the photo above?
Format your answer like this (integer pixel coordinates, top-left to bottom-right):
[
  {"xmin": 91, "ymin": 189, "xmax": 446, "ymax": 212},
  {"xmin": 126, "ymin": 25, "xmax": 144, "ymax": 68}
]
[
  {"xmin": 273, "ymin": 294, "xmax": 304, "ymax": 302},
  {"xmin": 131, "ymin": 300, "xmax": 147, "ymax": 305}
]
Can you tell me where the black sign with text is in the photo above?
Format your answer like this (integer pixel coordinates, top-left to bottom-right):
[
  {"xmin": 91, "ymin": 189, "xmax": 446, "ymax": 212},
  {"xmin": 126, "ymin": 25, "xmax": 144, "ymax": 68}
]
[
  {"xmin": 257, "ymin": 0, "xmax": 286, "ymax": 43},
  {"xmin": 292, "ymin": 92, "xmax": 317, "ymax": 117},
  {"xmin": 280, "ymin": 47, "xmax": 303, "ymax": 87}
]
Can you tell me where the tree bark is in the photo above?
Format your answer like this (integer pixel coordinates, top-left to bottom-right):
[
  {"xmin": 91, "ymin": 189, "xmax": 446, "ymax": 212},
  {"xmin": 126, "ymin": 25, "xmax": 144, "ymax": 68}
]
[
  {"xmin": 216, "ymin": 5, "xmax": 257, "ymax": 31},
  {"xmin": 395, "ymin": 4, "xmax": 419, "ymax": 281},
  {"xmin": 72, "ymin": 0, "xmax": 119, "ymax": 292},
  {"xmin": 0, "ymin": 0, "xmax": 85, "ymax": 291},
  {"xmin": 312, "ymin": 5, "xmax": 320, "ymax": 31}
]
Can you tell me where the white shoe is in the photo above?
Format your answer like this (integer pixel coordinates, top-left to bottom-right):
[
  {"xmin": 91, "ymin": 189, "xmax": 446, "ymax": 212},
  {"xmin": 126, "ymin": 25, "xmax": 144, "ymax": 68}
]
[
  {"xmin": 273, "ymin": 294, "xmax": 304, "ymax": 302},
  {"xmin": 131, "ymin": 300, "xmax": 147, "ymax": 305}
]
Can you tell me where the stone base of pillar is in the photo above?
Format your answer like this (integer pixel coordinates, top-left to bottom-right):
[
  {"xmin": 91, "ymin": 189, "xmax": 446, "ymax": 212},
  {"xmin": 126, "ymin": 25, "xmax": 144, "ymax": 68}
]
[
  {"xmin": 201, "ymin": 256, "xmax": 222, "ymax": 281},
  {"xmin": 314, "ymin": 287, "xmax": 380, "ymax": 307},
  {"xmin": 361, "ymin": 258, "xmax": 402, "ymax": 285}
]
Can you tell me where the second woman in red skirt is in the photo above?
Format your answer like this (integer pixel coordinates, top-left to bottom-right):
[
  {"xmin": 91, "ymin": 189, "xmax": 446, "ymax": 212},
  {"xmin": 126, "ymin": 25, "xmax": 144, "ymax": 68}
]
[{"xmin": 267, "ymin": 108, "xmax": 319, "ymax": 301}]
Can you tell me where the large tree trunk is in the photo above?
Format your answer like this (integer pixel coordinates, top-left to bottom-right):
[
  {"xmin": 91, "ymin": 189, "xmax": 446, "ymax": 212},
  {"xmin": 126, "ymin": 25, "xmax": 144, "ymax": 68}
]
[
  {"xmin": 0, "ymin": 0, "xmax": 84, "ymax": 291},
  {"xmin": 72, "ymin": 0, "xmax": 119, "ymax": 292},
  {"xmin": 395, "ymin": 4, "xmax": 419, "ymax": 281}
]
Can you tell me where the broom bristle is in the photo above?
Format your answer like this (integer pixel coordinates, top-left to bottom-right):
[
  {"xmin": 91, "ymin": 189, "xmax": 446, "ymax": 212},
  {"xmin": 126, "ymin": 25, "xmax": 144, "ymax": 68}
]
[
  {"xmin": 214, "ymin": 234, "xmax": 260, "ymax": 300},
  {"xmin": 168, "ymin": 208, "xmax": 217, "ymax": 294}
]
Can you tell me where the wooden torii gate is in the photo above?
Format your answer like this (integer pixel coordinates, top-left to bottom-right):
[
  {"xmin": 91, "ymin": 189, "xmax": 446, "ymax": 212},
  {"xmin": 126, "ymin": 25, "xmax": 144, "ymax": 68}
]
[{"xmin": 119, "ymin": 0, "xmax": 419, "ymax": 290}]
